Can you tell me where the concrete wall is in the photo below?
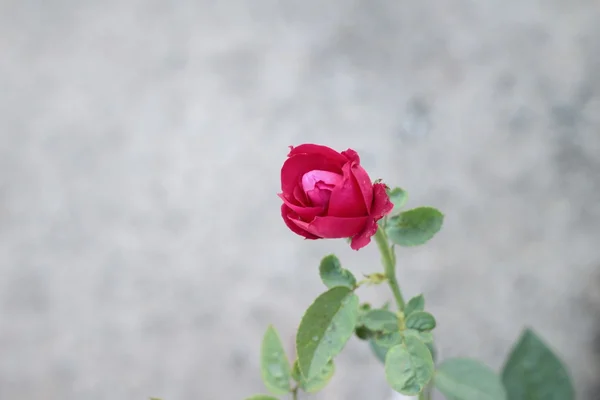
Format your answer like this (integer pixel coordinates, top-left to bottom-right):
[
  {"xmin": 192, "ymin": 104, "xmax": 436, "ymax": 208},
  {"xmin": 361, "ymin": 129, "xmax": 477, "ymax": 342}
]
[{"xmin": 1, "ymin": 0, "xmax": 599, "ymax": 399}]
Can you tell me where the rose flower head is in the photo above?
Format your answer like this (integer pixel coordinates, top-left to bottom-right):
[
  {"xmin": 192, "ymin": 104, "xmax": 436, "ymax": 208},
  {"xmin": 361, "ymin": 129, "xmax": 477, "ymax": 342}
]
[{"xmin": 278, "ymin": 144, "xmax": 393, "ymax": 250}]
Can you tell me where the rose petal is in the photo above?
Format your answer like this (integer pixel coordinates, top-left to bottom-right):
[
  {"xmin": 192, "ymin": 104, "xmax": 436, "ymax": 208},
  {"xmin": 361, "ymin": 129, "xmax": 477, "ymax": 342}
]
[
  {"xmin": 341, "ymin": 148, "xmax": 360, "ymax": 163},
  {"xmin": 301, "ymin": 169, "xmax": 342, "ymax": 207},
  {"xmin": 288, "ymin": 144, "xmax": 348, "ymax": 164},
  {"xmin": 349, "ymin": 183, "xmax": 394, "ymax": 250},
  {"xmin": 301, "ymin": 170, "xmax": 343, "ymax": 192},
  {"xmin": 281, "ymin": 204, "xmax": 320, "ymax": 240},
  {"xmin": 305, "ymin": 186, "xmax": 332, "ymax": 208},
  {"xmin": 281, "ymin": 154, "xmax": 343, "ymax": 195},
  {"xmin": 350, "ymin": 163, "xmax": 374, "ymax": 214},
  {"xmin": 350, "ymin": 219, "xmax": 378, "ymax": 250},
  {"xmin": 327, "ymin": 163, "xmax": 368, "ymax": 218},
  {"xmin": 278, "ymin": 193, "xmax": 323, "ymax": 219},
  {"xmin": 289, "ymin": 214, "xmax": 368, "ymax": 238},
  {"xmin": 293, "ymin": 185, "xmax": 309, "ymax": 206},
  {"xmin": 371, "ymin": 183, "xmax": 394, "ymax": 218}
]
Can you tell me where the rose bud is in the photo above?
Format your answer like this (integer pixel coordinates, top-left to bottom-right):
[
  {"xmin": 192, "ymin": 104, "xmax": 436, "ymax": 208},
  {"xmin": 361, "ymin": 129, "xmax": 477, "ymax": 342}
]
[{"xmin": 278, "ymin": 144, "xmax": 393, "ymax": 250}]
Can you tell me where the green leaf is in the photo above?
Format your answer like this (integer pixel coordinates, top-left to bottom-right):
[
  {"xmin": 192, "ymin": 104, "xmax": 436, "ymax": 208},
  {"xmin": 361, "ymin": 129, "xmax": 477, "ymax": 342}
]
[
  {"xmin": 374, "ymin": 331, "xmax": 403, "ymax": 348},
  {"xmin": 404, "ymin": 294, "xmax": 425, "ymax": 316},
  {"xmin": 296, "ymin": 287, "xmax": 359, "ymax": 380},
  {"xmin": 501, "ymin": 328, "xmax": 574, "ymax": 400},
  {"xmin": 385, "ymin": 335, "xmax": 435, "ymax": 395},
  {"xmin": 373, "ymin": 330, "xmax": 433, "ymax": 365},
  {"xmin": 426, "ymin": 341, "xmax": 438, "ymax": 363},
  {"xmin": 245, "ymin": 396, "xmax": 279, "ymax": 400},
  {"xmin": 435, "ymin": 358, "xmax": 507, "ymax": 400},
  {"xmin": 385, "ymin": 207, "xmax": 444, "ymax": 246},
  {"xmin": 405, "ymin": 311, "xmax": 436, "ymax": 332},
  {"xmin": 319, "ymin": 254, "xmax": 357, "ymax": 289},
  {"xmin": 292, "ymin": 359, "xmax": 335, "ymax": 393},
  {"xmin": 388, "ymin": 187, "xmax": 409, "ymax": 211},
  {"xmin": 404, "ymin": 329, "xmax": 433, "ymax": 343},
  {"xmin": 260, "ymin": 325, "xmax": 291, "ymax": 395},
  {"xmin": 369, "ymin": 338, "xmax": 389, "ymax": 364},
  {"xmin": 355, "ymin": 303, "xmax": 375, "ymax": 340},
  {"xmin": 362, "ymin": 309, "xmax": 399, "ymax": 332}
]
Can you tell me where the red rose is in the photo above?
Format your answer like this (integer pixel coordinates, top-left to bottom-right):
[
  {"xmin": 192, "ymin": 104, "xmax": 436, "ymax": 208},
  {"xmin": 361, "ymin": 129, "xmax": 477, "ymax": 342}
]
[{"xmin": 278, "ymin": 144, "xmax": 393, "ymax": 250}]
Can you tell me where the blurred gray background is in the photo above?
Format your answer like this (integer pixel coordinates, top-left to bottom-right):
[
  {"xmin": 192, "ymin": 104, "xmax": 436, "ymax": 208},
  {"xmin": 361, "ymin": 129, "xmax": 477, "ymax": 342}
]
[{"xmin": 1, "ymin": 0, "xmax": 599, "ymax": 399}]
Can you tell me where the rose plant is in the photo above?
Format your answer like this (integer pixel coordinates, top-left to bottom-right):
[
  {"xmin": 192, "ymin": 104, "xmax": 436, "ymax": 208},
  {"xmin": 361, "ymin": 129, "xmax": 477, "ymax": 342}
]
[
  {"xmin": 155, "ymin": 144, "xmax": 576, "ymax": 400},
  {"xmin": 241, "ymin": 144, "xmax": 576, "ymax": 400}
]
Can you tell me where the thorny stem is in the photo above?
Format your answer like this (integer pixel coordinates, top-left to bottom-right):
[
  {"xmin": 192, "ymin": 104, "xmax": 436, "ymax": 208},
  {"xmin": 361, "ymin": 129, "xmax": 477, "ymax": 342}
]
[{"xmin": 374, "ymin": 226, "xmax": 405, "ymax": 311}]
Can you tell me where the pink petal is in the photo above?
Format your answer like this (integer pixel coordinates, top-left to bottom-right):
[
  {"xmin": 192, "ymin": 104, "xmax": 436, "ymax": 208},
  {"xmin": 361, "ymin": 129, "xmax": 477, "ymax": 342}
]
[
  {"xmin": 278, "ymin": 193, "xmax": 324, "ymax": 219},
  {"xmin": 371, "ymin": 183, "xmax": 394, "ymax": 219},
  {"xmin": 350, "ymin": 219, "xmax": 378, "ymax": 250},
  {"xmin": 293, "ymin": 185, "xmax": 309, "ymax": 206},
  {"xmin": 349, "ymin": 183, "xmax": 394, "ymax": 250},
  {"xmin": 289, "ymin": 214, "xmax": 368, "ymax": 239},
  {"xmin": 305, "ymin": 186, "xmax": 332, "ymax": 208},
  {"xmin": 281, "ymin": 154, "xmax": 343, "ymax": 195},
  {"xmin": 281, "ymin": 204, "xmax": 320, "ymax": 240},
  {"xmin": 350, "ymin": 163, "xmax": 374, "ymax": 214},
  {"xmin": 301, "ymin": 170, "xmax": 343, "ymax": 207},
  {"xmin": 327, "ymin": 163, "xmax": 368, "ymax": 218},
  {"xmin": 288, "ymin": 144, "xmax": 348, "ymax": 164},
  {"xmin": 341, "ymin": 148, "xmax": 360, "ymax": 163},
  {"xmin": 301, "ymin": 170, "xmax": 343, "ymax": 192}
]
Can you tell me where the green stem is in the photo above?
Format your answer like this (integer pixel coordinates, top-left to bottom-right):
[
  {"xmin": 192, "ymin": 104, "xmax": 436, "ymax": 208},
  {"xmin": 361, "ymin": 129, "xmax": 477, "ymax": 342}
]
[
  {"xmin": 374, "ymin": 226, "xmax": 405, "ymax": 311},
  {"xmin": 419, "ymin": 385, "xmax": 433, "ymax": 400},
  {"xmin": 291, "ymin": 386, "xmax": 299, "ymax": 400}
]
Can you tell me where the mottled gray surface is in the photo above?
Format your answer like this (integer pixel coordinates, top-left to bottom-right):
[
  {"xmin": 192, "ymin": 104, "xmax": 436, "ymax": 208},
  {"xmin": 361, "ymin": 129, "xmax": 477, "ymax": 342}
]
[{"xmin": 1, "ymin": 0, "xmax": 599, "ymax": 399}]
